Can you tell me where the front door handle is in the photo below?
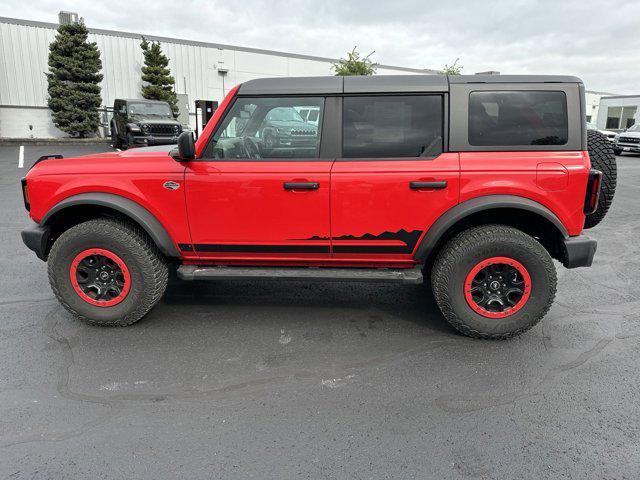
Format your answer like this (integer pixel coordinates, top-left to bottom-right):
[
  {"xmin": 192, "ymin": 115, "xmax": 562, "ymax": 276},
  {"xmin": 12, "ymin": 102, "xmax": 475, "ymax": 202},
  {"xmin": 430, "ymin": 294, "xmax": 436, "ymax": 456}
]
[
  {"xmin": 410, "ymin": 181, "xmax": 447, "ymax": 190},
  {"xmin": 284, "ymin": 182, "xmax": 319, "ymax": 190}
]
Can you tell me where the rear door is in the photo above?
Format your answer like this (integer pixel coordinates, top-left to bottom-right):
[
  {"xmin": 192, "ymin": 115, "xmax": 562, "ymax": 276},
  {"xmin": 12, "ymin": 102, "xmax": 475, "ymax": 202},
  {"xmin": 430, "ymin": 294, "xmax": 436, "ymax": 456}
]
[
  {"xmin": 330, "ymin": 94, "xmax": 460, "ymax": 265},
  {"xmin": 184, "ymin": 95, "xmax": 334, "ymax": 263}
]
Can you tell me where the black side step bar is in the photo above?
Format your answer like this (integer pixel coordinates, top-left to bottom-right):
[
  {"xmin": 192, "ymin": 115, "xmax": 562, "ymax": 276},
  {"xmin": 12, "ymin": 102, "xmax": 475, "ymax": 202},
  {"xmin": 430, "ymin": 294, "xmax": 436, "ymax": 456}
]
[{"xmin": 177, "ymin": 265, "xmax": 423, "ymax": 284}]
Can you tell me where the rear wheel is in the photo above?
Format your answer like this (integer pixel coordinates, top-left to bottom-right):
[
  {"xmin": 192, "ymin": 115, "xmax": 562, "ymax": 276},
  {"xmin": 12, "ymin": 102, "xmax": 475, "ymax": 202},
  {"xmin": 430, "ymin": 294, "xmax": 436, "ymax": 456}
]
[
  {"xmin": 585, "ymin": 130, "xmax": 617, "ymax": 229},
  {"xmin": 431, "ymin": 225, "xmax": 557, "ymax": 340},
  {"xmin": 47, "ymin": 218, "xmax": 168, "ymax": 326}
]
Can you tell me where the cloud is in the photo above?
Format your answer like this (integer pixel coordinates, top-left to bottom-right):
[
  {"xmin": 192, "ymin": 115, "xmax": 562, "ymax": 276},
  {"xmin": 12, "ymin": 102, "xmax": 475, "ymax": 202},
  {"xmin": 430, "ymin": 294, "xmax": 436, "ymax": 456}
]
[{"xmin": 1, "ymin": 0, "xmax": 637, "ymax": 93}]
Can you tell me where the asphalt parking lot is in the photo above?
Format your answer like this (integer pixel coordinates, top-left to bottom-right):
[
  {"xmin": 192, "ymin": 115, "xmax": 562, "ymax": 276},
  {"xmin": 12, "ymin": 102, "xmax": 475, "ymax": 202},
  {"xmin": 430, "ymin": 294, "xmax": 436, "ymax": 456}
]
[{"xmin": 1, "ymin": 144, "xmax": 639, "ymax": 479}]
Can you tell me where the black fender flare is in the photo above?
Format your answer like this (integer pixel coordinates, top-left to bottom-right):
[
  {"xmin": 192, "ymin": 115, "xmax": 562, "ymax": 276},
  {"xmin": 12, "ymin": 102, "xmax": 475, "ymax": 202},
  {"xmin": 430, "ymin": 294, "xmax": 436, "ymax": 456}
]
[
  {"xmin": 41, "ymin": 193, "xmax": 180, "ymax": 257},
  {"xmin": 414, "ymin": 195, "xmax": 569, "ymax": 261}
]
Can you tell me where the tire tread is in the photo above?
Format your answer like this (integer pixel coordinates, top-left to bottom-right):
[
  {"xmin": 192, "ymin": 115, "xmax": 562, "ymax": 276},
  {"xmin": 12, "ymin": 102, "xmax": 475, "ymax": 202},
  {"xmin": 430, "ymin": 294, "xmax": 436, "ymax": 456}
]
[
  {"xmin": 47, "ymin": 218, "xmax": 168, "ymax": 326},
  {"xmin": 431, "ymin": 225, "xmax": 557, "ymax": 340}
]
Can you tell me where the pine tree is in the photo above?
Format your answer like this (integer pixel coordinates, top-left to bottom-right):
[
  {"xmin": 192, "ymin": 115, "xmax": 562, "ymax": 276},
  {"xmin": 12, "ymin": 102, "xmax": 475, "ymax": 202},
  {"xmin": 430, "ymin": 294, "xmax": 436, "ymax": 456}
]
[
  {"xmin": 140, "ymin": 38, "xmax": 178, "ymax": 114},
  {"xmin": 331, "ymin": 47, "xmax": 377, "ymax": 76},
  {"xmin": 47, "ymin": 21, "xmax": 103, "ymax": 137}
]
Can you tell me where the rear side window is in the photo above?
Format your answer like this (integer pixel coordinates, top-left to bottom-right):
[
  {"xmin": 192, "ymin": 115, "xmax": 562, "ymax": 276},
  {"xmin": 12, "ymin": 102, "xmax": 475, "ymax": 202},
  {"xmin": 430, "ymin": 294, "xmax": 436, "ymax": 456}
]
[
  {"xmin": 343, "ymin": 95, "xmax": 443, "ymax": 158},
  {"xmin": 469, "ymin": 91, "xmax": 568, "ymax": 146}
]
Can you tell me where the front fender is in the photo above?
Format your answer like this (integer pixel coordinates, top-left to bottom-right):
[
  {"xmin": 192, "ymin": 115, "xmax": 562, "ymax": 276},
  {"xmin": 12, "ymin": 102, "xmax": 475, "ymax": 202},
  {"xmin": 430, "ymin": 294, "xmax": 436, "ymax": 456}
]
[{"xmin": 41, "ymin": 192, "xmax": 179, "ymax": 257}]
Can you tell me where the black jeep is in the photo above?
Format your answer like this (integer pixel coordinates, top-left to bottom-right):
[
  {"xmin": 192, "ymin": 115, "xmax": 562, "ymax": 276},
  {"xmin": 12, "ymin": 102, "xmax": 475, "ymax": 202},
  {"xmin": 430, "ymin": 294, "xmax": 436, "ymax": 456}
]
[{"xmin": 110, "ymin": 99, "xmax": 183, "ymax": 149}]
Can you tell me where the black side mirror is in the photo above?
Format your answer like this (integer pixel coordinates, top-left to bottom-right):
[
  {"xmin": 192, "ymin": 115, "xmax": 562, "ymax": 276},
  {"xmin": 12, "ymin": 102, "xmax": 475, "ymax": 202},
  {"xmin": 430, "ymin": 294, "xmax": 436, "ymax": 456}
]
[{"xmin": 172, "ymin": 131, "xmax": 195, "ymax": 161}]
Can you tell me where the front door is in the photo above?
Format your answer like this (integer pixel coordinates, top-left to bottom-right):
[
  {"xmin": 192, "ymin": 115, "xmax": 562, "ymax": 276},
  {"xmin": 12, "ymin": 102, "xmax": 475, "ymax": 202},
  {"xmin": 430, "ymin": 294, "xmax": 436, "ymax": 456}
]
[
  {"xmin": 330, "ymin": 94, "xmax": 460, "ymax": 265},
  {"xmin": 184, "ymin": 96, "xmax": 332, "ymax": 264}
]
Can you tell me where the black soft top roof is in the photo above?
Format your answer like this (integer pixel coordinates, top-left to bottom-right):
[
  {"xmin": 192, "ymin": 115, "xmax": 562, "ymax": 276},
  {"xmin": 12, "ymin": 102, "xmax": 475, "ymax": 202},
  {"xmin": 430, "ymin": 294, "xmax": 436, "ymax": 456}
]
[{"xmin": 238, "ymin": 74, "xmax": 583, "ymax": 95}]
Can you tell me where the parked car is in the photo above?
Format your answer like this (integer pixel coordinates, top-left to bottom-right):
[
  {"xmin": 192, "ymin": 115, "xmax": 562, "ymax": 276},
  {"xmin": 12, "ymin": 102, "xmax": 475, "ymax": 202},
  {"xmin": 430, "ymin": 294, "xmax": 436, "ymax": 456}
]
[
  {"xmin": 21, "ymin": 75, "xmax": 616, "ymax": 340},
  {"xmin": 586, "ymin": 121, "xmax": 617, "ymax": 142},
  {"xmin": 295, "ymin": 106, "xmax": 321, "ymax": 126},
  {"xmin": 612, "ymin": 123, "xmax": 640, "ymax": 155},
  {"xmin": 111, "ymin": 99, "xmax": 182, "ymax": 149}
]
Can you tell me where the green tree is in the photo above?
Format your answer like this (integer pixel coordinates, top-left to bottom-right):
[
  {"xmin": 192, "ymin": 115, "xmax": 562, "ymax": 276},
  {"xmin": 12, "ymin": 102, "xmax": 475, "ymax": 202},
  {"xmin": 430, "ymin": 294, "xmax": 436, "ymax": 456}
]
[
  {"xmin": 442, "ymin": 58, "xmax": 463, "ymax": 75},
  {"xmin": 47, "ymin": 21, "xmax": 103, "ymax": 137},
  {"xmin": 332, "ymin": 47, "xmax": 377, "ymax": 76},
  {"xmin": 140, "ymin": 37, "xmax": 178, "ymax": 114}
]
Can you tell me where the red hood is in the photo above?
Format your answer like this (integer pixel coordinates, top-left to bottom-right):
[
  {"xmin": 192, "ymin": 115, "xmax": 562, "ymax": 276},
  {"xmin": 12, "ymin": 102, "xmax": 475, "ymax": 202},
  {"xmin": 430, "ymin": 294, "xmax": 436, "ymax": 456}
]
[{"xmin": 27, "ymin": 145, "xmax": 180, "ymax": 177}]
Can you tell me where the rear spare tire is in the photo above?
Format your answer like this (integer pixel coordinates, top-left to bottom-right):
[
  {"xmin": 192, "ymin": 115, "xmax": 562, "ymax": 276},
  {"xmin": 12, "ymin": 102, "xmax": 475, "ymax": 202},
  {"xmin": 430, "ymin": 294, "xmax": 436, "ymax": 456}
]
[{"xmin": 585, "ymin": 130, "xmax": 616, "ymax": 229}]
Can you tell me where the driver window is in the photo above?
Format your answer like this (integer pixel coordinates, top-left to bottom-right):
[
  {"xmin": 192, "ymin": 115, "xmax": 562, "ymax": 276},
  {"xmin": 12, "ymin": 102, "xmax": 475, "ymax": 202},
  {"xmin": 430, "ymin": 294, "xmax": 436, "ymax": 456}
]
[{"xmin": 203, "ymin": 97, "xmax": 324, "ymax": 159}]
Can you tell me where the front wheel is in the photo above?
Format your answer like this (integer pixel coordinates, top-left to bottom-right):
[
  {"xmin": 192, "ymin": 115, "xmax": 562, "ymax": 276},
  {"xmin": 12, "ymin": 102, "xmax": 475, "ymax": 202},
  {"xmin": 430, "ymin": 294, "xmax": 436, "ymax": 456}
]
[
  {"xmin": 431, "ymin": 225, "xmax": 557, "ymax": 340},
  {"xmin": 47, "ymin": 218, "xmax": 168, "ymax": 326}
]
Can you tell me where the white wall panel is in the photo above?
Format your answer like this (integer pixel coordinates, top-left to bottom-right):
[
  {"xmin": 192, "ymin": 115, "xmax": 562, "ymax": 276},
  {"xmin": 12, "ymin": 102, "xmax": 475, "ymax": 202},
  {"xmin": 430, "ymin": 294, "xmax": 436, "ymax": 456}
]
[{"xmin": 0, "ymin": 17, "xmax": 433, "ymax": 137}]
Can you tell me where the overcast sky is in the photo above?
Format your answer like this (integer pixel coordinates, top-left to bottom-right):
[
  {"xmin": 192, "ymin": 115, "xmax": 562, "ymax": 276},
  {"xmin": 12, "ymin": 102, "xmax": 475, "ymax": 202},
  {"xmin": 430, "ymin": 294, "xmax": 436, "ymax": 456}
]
[{"xmin": 1, "ymin": 0, "xmax": 638, "ymax": 94}]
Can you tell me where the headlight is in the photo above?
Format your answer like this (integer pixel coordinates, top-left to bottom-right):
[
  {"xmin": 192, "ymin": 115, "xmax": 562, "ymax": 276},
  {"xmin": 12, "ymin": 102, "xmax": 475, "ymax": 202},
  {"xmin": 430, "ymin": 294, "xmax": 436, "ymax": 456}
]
[
  {"xmin": 173, "ymin": 125, "xmax": 180, "ymax": 133},
  {"xmin": 127, "ymin": 123, "xmax": 142, "ymax": 133}
]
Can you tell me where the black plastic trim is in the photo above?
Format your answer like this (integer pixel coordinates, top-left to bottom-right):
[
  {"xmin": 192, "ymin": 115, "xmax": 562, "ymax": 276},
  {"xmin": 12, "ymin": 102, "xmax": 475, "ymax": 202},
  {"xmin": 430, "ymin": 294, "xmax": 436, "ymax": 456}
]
[
  {"xmin": 21, "ymin": 223, "xmax": 51, "ymax": 260},
  {"xmin": 410, "ymin": 181, "xmax": 447, "ymax": 190},
  {"xmin": 177, "ymin": 264, "xmax": 424, "ymax": 284},
  {"xmin": 21, "ymin": 177, "xmax": 29, "ymax": 211},
  {"xmin": 319, "ymin": 95, "xmax": 341, "ymax": 159},
  {"xmin": 562, "ymin": 235, "xmax": 597, "ymax": 268},
  {"xmin": 414, "ymin": 195, "xmax": 569, "ymax": 261},
  {"xmin": 40, "ymin": 193, "xmax": 180, "ymax": 257},
  {"xmin": 284, "ymin": 182, "xmax": 319, "ymax": 190},
  {"xmin": 30, "ymin": 154, "xmax": 63, "ymax": 170}
]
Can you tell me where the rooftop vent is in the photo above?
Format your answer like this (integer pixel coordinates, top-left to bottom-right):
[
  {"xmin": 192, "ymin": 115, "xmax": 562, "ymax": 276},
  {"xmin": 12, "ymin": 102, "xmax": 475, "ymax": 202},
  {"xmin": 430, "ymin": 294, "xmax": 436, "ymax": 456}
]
[{"xmin": 58, "ymin": 11, "xmax": 79, "ymax": 25}]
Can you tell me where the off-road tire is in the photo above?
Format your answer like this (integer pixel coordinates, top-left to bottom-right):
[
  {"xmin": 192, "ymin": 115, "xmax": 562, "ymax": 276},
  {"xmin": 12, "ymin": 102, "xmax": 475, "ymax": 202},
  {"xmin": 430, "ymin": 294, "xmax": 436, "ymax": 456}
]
[
  {"xmin": 110, "ymin": 124, "xmax": 122, "ymax": 149},
  {"xmin": 431, "ymin": 225, "xmax": 557, "ymax": 340},
  {"xmin": 48, "ymin": 218, "xmax": 168, "ymax": 326},
  {"xmin": 124, "ymin": 132, "xmax": 135, "ymax": 150},
  {"xmin": 585, "ymin": 129, "xmax": 616, "ymax": 229}
]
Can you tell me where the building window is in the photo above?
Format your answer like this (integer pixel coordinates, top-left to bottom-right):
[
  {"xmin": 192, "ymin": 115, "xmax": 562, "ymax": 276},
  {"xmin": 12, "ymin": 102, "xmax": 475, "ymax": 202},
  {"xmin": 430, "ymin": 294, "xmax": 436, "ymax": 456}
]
[
  {"xmin": 342, "ymin": 95, "xmax": 443, "ymax": 158},
  {"xmin": 606, "ymin": 106, "xmax": 638, "ymax": 130},
  {"xmin": 469, "ymin": 91, "xmax": 568, "ymax": 146}
]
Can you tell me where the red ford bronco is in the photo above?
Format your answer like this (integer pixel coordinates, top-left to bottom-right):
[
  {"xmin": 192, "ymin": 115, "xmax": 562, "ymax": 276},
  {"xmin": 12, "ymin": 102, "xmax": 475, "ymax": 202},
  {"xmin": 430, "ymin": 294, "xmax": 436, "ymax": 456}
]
[{"xmin": 21, "ymin": 75, "xmax": 616, "ymax": 339}]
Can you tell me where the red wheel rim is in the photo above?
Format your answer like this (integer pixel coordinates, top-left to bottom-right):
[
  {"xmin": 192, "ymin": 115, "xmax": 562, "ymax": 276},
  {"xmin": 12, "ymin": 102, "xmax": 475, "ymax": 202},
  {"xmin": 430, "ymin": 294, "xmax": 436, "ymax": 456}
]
[
  {"xmin": 69, "ymin": 248, "xmax": 131, "ymax": 307},
  {"xmin": 464, "ymin": 256, "xmax": 531, "ymax": 319}
]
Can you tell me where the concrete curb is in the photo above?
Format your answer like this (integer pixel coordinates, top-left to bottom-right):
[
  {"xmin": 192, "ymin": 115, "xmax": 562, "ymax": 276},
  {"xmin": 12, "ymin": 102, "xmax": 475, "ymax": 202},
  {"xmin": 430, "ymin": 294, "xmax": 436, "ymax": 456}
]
[{"xmin": 0, "ymin": 138, "xmax": 111, "ymax": 146}]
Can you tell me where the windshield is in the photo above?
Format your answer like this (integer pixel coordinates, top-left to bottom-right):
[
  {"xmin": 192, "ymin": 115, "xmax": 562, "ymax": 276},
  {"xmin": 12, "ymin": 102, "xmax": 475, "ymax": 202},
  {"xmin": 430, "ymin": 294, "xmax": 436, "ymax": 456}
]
[
  {"xmin": 626, "ymin": 123, "xmax": 639, "ymax": 132},
  {"xmin": 265, "ymin": 107, "xmax": 305, "ymax": 123},
  {"xmin": 128, "ymin": 102, "xmax": 172, "ymax": 118}
]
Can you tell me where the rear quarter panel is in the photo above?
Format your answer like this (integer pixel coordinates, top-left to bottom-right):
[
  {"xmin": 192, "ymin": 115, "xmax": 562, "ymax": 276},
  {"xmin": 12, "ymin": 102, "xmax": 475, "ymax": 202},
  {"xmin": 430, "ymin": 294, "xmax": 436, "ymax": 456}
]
[{"xmin": 459, "ymin": 151, "xmax": 590, "ymax": 235}]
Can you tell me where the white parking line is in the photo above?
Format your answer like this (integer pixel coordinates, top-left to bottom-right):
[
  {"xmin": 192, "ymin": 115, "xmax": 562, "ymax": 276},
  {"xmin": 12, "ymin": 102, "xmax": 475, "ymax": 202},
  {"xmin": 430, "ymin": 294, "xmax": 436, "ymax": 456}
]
[{"xmin": 18, "ymin": 145, "xmax": 24, "ymax": 168}]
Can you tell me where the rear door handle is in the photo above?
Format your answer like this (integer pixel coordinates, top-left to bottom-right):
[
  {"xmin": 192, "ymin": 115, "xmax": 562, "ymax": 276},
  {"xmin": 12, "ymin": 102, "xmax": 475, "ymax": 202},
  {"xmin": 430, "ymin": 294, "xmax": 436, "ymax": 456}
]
[
  {"xmin": 410, "ymin": 181, "xmax": 447, "ymax": 190},
  {"xmin": 284, "ymin": 182, "xmax": 319, "ymax": 190}
]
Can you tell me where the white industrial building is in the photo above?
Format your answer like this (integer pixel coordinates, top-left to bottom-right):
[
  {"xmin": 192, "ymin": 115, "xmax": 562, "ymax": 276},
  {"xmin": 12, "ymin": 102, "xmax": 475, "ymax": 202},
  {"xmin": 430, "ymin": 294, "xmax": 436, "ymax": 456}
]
[
  {"xmin": 585, "ymin": 90, "xmax": 618, "ymax": 124},
  {"xmin": 0, "ymin": 14, "xmax": 437, "ymax": 139},
  {"xmin": 596, "ymin": 95, "xmax": 640, "ymax": 131}
]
